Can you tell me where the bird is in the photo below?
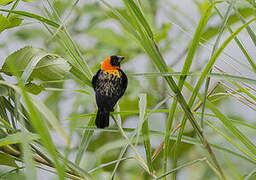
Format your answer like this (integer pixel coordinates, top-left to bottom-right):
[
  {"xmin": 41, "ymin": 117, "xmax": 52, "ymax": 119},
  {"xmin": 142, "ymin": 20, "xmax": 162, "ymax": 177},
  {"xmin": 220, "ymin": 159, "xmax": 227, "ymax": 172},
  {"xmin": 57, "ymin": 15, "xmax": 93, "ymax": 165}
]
[{"xmin": 92, "ymin": 56, "xmax": 128, "ymax": 128}]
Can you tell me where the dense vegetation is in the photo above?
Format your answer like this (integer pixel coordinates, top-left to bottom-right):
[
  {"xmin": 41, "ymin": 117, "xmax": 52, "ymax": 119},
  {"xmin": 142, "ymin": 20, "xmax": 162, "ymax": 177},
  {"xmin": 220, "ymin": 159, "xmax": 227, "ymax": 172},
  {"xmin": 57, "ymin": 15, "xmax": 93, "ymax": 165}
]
[{"xmin": 0, "ymin": 0, "xmax": 255, "ymax": 179}]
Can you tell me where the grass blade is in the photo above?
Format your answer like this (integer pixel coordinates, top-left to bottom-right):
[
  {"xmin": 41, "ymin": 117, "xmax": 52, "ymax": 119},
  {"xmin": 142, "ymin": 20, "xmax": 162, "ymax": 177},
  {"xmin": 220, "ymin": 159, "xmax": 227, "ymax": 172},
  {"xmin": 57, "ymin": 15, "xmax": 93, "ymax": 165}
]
[
  {"xmin": 91, "ymin": 1, "xmax": 227, "ymax": 177},
  {"xmin": 14, "ymin": 92, "xmax": 37, "ymax": 180},
  {"xmin": 156, "ymin": 158, "xmax": 207, "ymax": 180},
  {"xmin": 123, "ymin": 0, "xmax": 153, "ymax": 38},
  {"xmin": 178, "ymin": 17, "xmax": 256, "ymax": 157},
  {"xmin": 169, "ymin": 135, "xmax": 256, "ymax": 165},
  {"xmin": 0, "ymin": 132, "xmax": 39, "ymax": 146},
  {"xmin": 200, "ymin": 1, "xmax": 233, "ymax": 129},
  {"xmin": 100, "ymin": 0, "xmax": 142, "ymax": 43},
  {"xmin": 0, "ymin": 9, "xmax": 60, "ymax": 28},
  {"xmin": 111, "ymin": 105, "xmax": 153, "ymax": 178},
  {"xmin": 162, "ymin": 2, "xmax": 221, "ymax": 177},
  {"xmin": 244, "ymin": 167, "xmax": 256, "ymax": 180},
  {"xmin": 45, "ymin": 1, "xmax": 93, "ymax": 80},
  {"xmin": 233, "ymin": 4, "xmax": 256, "ymax": 48},
  {"xmin": 136, "ymin": 93, "xmax": 147, "ymax": 145},
  {"xmin": 129, "ymin": 72, "xmax": 256, "ymax": 84},
  {"xmin": 0, "ymin": 81, "xmax": 93, "ymax": 179},
  {"xmin": 137, "ymin": 94, "xmax": 153, "ymax": 173},
  {"xmin": 142, "ymin": 118, "xmax": 153, "ymax": 173},
  {"xmin": 209, "ymin": 0, "xmax": 256, "ymax": 72},
  {"xmin": 205, "ymin": 120, "xmax": 256, "ymax": 161},
  {"xmin": 75, "ymin": 114, "xmax": 95, "ymax": 165},
  {"xmin": 28, "ymin": 94, "xmax": 70, "ymax": 146},
  {"xmin": 22, "ymin": 133, "xmax": 37, "ymax": 180},
  {"xmin": 20, "ymin": 86, "xmax": 65, "ymax": 179},
  {"xmin": 110, "ymin": 143, "xmax": 129, "ymax": 179}
]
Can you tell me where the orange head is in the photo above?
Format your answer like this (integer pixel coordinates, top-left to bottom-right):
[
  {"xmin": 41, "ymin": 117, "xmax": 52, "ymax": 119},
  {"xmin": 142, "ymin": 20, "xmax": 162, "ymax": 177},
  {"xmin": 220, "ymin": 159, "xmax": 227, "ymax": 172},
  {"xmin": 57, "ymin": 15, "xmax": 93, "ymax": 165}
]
[{"xmin": 101, "ymin": 56, "xmax": 125, "ymax": 71}]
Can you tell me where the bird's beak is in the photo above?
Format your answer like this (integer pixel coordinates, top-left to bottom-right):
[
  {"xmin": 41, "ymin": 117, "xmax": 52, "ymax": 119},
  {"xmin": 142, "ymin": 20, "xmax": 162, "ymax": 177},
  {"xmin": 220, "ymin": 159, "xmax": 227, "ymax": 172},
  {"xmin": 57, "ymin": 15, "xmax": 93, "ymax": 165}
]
[{"xmin": 117, "ymin": 56, "xmax": 125, "ymax": 63}]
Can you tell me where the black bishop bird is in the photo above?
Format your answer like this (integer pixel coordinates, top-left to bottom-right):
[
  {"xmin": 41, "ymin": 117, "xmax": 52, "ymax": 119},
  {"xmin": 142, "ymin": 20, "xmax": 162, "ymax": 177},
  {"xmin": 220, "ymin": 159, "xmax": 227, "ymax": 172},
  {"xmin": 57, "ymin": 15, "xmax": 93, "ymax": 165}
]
[{"xmin": 92, "ymin": 56, "xmax": 128, "ymax": 128}]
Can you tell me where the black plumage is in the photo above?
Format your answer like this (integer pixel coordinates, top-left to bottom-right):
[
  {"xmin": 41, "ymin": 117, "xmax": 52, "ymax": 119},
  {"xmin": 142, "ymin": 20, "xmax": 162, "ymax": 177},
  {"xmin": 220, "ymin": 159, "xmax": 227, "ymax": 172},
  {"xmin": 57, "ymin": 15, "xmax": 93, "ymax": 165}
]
[{"xmin": 92, "ymin": 56, "xmax": 128, "ymax": 128}]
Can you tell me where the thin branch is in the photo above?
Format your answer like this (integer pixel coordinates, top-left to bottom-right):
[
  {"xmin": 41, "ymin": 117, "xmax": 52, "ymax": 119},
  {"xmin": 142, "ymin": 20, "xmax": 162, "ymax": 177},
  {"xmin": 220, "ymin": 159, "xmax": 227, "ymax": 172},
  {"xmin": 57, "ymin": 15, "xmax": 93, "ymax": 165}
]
[{"xmin": 136, "ymin": 123, "xmax": 181, "ymax": 180}]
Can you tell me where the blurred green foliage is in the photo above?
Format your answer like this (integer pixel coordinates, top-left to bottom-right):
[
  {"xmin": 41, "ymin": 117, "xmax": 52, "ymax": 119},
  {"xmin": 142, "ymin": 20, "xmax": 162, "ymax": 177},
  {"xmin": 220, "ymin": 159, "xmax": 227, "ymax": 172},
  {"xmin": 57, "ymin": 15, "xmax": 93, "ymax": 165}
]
[{"xmin": 0, "ymin": 0, "xmax": 255, "ymax": 180}]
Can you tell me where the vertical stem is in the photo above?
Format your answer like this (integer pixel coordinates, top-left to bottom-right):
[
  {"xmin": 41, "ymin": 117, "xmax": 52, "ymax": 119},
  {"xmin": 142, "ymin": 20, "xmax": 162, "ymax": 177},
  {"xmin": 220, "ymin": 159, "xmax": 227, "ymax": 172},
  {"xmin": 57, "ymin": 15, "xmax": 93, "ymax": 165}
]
[
  {"xmin": 6, "ymin": 0, "xmax": 20, "ymax": 18},
  {"xmin": 200, "ymin": 2, "xmax": 233, "ymax": 128}
]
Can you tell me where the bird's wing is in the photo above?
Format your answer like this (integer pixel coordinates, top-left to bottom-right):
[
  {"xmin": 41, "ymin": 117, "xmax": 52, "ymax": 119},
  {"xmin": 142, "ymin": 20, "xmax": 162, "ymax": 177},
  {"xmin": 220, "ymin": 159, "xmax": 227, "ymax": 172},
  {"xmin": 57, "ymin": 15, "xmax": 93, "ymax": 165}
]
[
  {"xmin": 119, "ymin": 69, "xmax": 128, "ymax": 97},
  {"xmin": 92, "ymin": 70, "xmax": 101, "ymax": 90}
]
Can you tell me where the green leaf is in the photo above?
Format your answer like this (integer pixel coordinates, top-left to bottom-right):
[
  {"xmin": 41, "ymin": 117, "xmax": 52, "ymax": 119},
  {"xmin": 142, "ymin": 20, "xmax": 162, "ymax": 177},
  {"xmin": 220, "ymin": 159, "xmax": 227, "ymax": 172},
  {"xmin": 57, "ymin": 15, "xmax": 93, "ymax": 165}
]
[
  {"xmin": 72, "ymin": 89, "xmax": 89, "ymax": 95},
  {"xmin": 28, "ymin": 93, "xmax": 70, "ymax": 145},
  {"xmin": 20, "ymin": 84, "xmax": 65, "ymax": 180},
  {"xmin": 24, "ymin": 83, "xmax": 45, "ymax": 95},
  {"xmin": 44, "ymin": 88, "xmax": 89, "ymax": 95},
  {"xmin": 0, "ymin": 0, "xmax": 37, "ymax": 6},
  {"xmin": 0, "ymin": 14, "xmax": 23, "ymax": 33},
  {"xmin": 0, "ymin": 152, "xmax": 18, "ymax": 168},
  {"xmin": 22, "ymin": 132, "xmax": 37, "ymax": 180},
  {"xmin": 0, "ymin": 132, "xmax": 39, "ymax": 146},
  {"xmin": 0, "ymin": 80, "xmax": 70, "ymax": 146},
  {"xmin": 0, "ymin": 85, "xmax": 8, "ymax": 96},
  {"xmin": 0, "ymin": 98, "xmax": 10, "ymax": 129},
  {"xmin": 123, "ymin": 0, "xmax": 153, "ymax": 38},
  {"xmin": 1, "ymin": 46, "xmax": 71, "ymax": 82},
  {"xmin": 0, "ymin": 116, "xmax": 12, "ymax": 130},
  {"xmin": 0, "ymin": 9, "xmax": 59, "ymax": 28},
  {"xmin": 69, "ymin": 65, "xmax": 92, "ymax": 87}
]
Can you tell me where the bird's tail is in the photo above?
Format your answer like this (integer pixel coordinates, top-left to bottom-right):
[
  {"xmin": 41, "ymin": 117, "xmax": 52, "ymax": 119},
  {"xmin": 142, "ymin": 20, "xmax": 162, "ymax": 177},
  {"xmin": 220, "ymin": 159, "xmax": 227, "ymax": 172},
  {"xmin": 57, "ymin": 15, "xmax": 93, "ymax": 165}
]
[{"xmin": 95, "ymin": 110, "xmax": 109, "ymax": 128}]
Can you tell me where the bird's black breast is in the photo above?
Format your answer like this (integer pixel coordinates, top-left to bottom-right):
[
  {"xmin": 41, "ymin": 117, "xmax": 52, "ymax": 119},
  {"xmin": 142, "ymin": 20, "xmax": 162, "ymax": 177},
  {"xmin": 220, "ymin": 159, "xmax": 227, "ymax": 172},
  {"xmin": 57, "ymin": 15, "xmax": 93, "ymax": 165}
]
[
  {"xmin": 93, "ymin": 70, "xmax": 123, "ymax": 97},
  {"xmin": 92, "ymin": 69, "xmax": 128, "ymax": 110},
  {"xmin": 92, "ymin": 69, "xmax": 127, "ymax": 111}
]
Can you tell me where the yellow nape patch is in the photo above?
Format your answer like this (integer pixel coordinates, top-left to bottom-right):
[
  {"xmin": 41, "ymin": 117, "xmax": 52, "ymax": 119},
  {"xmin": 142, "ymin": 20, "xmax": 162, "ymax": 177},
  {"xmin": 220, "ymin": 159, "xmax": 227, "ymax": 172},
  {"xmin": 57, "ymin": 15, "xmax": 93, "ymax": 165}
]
[
  {"xmin": 105, "ymin": 69, "xmax": 120, "ymax": 78},
  {"xmin": 101, "ymin": 56, "xmax": 120, "ymax": 71}
]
